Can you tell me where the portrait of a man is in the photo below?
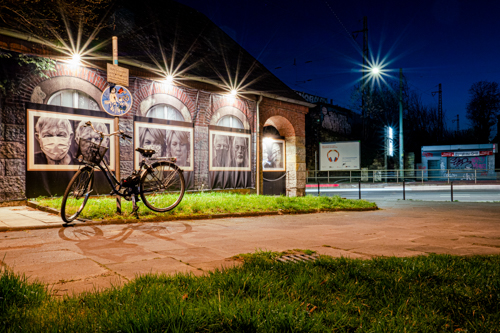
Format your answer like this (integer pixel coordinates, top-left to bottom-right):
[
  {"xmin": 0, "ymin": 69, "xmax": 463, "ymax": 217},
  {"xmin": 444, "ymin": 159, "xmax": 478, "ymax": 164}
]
[
  {"xmin": 210, "ymin": 130, "xmax": 251, "ymax": 171},
  {"xmin": 231, "ymin": 136, "xmax": 249, "ymax": 167},
  {"xmin": 212, "ymin": 134, "xmax": 230, "ymax": 168}
]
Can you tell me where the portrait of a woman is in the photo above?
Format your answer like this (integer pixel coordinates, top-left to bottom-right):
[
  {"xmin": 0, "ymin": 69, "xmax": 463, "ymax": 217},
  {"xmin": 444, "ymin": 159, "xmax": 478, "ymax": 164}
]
[
  {"xmin": 166, "ymin": 130, "xmax": 190, "ymax": 167},
  {"xmin": 139, "ymin": 128, "xmax": 167, "ymax": 159}
]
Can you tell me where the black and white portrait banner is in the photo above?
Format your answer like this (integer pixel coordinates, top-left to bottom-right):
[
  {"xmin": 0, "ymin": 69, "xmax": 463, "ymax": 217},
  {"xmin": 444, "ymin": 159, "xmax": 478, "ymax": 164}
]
[{"xmin": 209, "ymin": 130, "xmax": 251, "ymax": 171}]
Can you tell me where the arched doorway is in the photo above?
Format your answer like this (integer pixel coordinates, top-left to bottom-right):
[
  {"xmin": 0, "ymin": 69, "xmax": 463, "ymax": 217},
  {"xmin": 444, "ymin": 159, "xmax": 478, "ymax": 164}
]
[{"xmin": 260, "ymin": 113, "xmax": 306, "ymax": 197}]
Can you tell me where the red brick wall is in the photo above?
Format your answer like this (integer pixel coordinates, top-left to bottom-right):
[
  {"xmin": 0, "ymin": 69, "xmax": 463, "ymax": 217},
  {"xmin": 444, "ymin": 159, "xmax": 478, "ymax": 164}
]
[{"xmin": 260, "ymin": 97, "xmax": 308, "ymax": 137}]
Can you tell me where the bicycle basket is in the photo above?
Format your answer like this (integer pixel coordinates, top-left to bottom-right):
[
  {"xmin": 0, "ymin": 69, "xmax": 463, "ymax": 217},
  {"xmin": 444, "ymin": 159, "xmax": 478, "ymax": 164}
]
[{"xmin": 77, "ymin": 138, "xmax": 108, "ymax": 165}]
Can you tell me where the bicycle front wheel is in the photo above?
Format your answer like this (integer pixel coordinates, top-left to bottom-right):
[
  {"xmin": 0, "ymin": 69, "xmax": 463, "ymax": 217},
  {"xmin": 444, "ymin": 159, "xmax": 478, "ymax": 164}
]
[
  {"xmin": 61, "ymin": 166, "xmax": 94, "ymax": 223},
  {"xmin": 140, "ymin": 162, "xmax": 185, "ymax": 212}
]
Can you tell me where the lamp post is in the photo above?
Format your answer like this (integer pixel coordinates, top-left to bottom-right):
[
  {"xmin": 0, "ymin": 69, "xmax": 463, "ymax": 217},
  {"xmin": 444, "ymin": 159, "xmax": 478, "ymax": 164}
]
[{"xmin": 369, "ymin": 65, "xmax": 404, "ymax": 176}]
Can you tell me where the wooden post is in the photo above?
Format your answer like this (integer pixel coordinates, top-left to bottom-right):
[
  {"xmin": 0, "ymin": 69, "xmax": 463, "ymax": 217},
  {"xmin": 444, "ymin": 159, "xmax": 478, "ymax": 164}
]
[{"xmin": 113, "ymin": 36, "xmax": 121, "ymax": 214}]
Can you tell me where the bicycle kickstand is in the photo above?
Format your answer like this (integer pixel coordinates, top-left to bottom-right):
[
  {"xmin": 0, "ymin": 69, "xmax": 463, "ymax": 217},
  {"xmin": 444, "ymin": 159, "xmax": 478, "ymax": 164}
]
[{"xmin": 131, "ymin": 194, "xmax": 140, "ymax": 219}]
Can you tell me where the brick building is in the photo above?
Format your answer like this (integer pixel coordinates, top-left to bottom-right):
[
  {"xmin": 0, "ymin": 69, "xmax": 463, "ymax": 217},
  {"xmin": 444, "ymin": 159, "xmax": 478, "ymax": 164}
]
[{"xmin": 0, "ymin": 0, "xmax": 313, "ymax": 203}]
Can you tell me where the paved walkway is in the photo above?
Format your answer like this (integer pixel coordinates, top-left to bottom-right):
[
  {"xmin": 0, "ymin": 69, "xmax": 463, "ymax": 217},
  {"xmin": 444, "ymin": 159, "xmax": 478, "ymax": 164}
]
[{"xmin": 1, "ymin": 200, "xmax": 499, "ymax": 296}]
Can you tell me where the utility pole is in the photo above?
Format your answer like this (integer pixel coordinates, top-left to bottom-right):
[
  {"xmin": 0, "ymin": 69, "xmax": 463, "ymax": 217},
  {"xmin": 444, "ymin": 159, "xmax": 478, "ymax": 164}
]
[
  {"xmin": 432, "ymin": 84, "xmax": 443, "ymax": 137},
  {"xmin": 399, "ymin": 69, "xmax": 404, "ymax": 173},
  {"xmin": 352, "ymin": 16, "xmax": 369, "ymax": 138}
]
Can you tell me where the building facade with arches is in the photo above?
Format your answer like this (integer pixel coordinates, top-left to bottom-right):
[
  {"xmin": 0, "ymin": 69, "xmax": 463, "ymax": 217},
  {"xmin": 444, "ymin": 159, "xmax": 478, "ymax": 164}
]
[{"xmin": 0, "ymin": 0, "xmax": 313, "ymax": 202}]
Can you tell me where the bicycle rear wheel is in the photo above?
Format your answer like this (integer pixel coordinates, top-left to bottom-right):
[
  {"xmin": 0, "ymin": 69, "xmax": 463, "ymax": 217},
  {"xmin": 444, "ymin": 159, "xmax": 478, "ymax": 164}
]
[
  {"xmin": 140, "ymin": 162, "xmax": 185, "ymax": 212},
  {"xmin": 61, "ymin": 166, "xmax": 94, "ymax": 223}
]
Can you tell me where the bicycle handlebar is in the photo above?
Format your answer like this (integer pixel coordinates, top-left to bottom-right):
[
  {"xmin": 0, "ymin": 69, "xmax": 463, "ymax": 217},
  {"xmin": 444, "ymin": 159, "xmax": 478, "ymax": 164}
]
[{"xmin": 84, "ymin": 121, "xmax": 131, "ymax": 139}]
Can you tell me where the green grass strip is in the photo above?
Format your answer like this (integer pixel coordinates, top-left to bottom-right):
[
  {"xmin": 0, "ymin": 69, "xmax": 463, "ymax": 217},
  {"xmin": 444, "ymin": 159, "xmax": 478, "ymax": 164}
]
[
  {"xmin": 35, "ymin": 192, "xmax": 377, "ymax": 221},
  {"xmin": 1, "ymin": 253, "xmax": 499, "ymax": 332}
]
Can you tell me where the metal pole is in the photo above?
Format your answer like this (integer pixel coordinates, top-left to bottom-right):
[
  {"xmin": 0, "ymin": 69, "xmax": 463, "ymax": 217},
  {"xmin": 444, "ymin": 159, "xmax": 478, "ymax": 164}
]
[
  {"xmin": 403, "ymin": 180, "xmax": 405, "ymax": 200},
  {"xmin": 475, "ymin": 169, "xmax": 477, "ymax": 184},
  {"xmin": 315, "ymin": 151, "xmax": 318, "ymax": 182},
  {"xmin": 399, "ymin": 68, "xmax": 404, "ymax": 174},
  {"xmin": 359, "ymin": 181, "xmax": 361, "ymax": 199},
  {"xmin": 451, "ymin": 181, "xmax": 453, "ymax": 202},
  {"xmin": 384, "ymin": 126, "xmax": 388, "ymax": 183},
  {"xmin": 112, "ymin": 36, "xmax": 121, "ymax": 214},
  {"xmin": 318, "ymin": 180, "xmax": 320, "ymax": 197}
]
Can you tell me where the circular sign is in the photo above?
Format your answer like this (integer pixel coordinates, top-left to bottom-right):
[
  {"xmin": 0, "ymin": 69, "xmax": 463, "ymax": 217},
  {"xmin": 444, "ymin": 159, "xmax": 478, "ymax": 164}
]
[{"xmin": 101, "ymin": 85, "xmax": 133, "ymax": 116}]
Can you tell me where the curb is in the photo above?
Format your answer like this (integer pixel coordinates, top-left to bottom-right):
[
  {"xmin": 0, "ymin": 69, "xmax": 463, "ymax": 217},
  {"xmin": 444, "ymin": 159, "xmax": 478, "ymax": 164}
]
[{"xmin": 0, "ymin": 202, "xmax": 379, "ymax": 232}]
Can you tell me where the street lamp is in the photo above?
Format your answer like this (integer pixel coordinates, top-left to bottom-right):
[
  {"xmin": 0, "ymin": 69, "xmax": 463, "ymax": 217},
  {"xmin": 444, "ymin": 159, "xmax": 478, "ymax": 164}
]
[{"xmin": 369, "ymin": 65, "xmax": 404, "ymax": 174}]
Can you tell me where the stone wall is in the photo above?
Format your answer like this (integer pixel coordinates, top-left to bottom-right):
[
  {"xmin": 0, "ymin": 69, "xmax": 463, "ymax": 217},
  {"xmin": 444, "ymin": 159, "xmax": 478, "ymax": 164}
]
[{"xmin": 0, "ymin": 93, "xmax": 27, "ymax": 201}]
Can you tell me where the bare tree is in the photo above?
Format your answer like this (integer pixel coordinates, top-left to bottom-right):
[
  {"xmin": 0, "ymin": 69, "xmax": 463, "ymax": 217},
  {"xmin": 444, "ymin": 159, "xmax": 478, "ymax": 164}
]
[
  {"xmin": 466, "ymin": 81, "xmax": 500, "ymax": 142},
  {"xmin": 0, "ymin": 0, "xmax": 113, "ymax": 38}
]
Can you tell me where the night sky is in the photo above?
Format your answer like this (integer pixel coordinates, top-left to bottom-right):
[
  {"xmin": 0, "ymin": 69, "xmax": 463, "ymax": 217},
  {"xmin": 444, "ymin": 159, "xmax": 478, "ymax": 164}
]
[{"xmin": 175, "ymin": 0, "xmax": 500, "ymax": 134}]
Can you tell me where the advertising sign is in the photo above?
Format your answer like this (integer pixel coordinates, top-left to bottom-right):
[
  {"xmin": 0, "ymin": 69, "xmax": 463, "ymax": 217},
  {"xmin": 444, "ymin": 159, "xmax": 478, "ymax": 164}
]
[
  {"xmin": 441, "ymin": 151, "xmax": 493, "ymax": 157},
  {"xmin": 320, "ymin": 141, "xmax": 360, "ymax": 170}
]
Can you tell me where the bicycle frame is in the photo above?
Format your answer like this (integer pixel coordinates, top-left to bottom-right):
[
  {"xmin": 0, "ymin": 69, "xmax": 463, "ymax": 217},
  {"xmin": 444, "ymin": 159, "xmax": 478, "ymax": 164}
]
[{"xmin": 81, "ymin": 151, "xmax": 177, "ymax": 198}]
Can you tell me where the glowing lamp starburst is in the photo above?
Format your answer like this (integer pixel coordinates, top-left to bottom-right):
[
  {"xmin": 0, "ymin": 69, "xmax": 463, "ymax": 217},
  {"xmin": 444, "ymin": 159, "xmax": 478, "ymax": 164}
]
[{"xmin": 69, "ymin": 53, "xmax": 81, "ymax": 66}]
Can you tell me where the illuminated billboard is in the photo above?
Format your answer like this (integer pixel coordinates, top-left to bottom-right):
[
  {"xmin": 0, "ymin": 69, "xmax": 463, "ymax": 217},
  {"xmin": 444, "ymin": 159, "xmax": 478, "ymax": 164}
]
[{"xmin": 319, "ymin": 141, "xmax": 360, "ymax": 171}]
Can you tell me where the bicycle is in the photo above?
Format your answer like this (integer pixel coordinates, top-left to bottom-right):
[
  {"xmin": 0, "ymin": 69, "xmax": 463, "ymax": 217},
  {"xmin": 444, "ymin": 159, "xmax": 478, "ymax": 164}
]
[{"xmin": 61, "ymin": 121, "xmax": 185, "ymax": 223}]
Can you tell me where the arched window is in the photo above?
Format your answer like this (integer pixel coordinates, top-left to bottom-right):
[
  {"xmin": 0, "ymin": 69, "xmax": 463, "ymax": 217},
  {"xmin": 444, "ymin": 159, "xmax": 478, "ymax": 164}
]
[
  {"xmin": 47, "ymin": 89, "xmax": 100, "ymax": 111},
  {"xmin": 217, "ymin": 115, "xmax": 244, "ymax": 129},
  {"xmin": 146, "ymin": 104, "xmax": 184, "ymax": 121}
]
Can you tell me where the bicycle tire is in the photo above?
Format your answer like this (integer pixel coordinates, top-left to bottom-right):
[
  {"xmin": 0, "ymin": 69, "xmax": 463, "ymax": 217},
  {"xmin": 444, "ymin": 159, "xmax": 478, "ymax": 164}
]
[
  {"xmin": 140, "ymin": 161, "xmax": 185, "ymax": 212},
  {"xmin": 61, "ymin": 166, "xmax": 94, "ymax": 223}
]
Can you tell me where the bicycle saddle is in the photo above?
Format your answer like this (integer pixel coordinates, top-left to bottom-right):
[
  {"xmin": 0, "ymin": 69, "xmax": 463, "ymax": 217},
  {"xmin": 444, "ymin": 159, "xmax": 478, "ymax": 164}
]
[{"xmin": 136, "ymin": 147, "xmax": 155, "ymax": 157}]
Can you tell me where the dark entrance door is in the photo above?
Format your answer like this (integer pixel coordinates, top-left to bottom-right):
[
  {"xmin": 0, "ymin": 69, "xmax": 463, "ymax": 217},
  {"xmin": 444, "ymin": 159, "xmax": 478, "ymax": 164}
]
[
  {"xmin": 262, "ymin": 131, "xmax": 286, "ymax": 196},
  {"xmin": 263, "ymin": 172, "xmax": 286, "ymax": 195}
]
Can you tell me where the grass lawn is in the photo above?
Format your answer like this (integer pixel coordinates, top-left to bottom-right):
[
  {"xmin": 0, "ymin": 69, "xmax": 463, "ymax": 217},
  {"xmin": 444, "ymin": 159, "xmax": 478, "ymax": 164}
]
[
  {"xmin": 34, "ymin": 192, "xmax": 377, "ymax": 221},
  {"xmin": 1, "ymin": 252, "xmax": 499, "ymax": 332}
]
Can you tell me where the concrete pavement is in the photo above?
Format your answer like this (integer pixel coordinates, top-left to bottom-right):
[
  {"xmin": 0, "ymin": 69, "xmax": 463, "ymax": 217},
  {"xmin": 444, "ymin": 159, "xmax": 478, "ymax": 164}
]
[{"xmin": 1, "ymin": 200, "xmax": 500, "ymax": 296}]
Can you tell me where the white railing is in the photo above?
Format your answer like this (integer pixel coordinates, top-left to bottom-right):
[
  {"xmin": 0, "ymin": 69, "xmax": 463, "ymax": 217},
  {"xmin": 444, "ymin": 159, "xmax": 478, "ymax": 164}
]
[{"xmin": 307, "ymin": 168, "xmax": 499, "ymax": 184}]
